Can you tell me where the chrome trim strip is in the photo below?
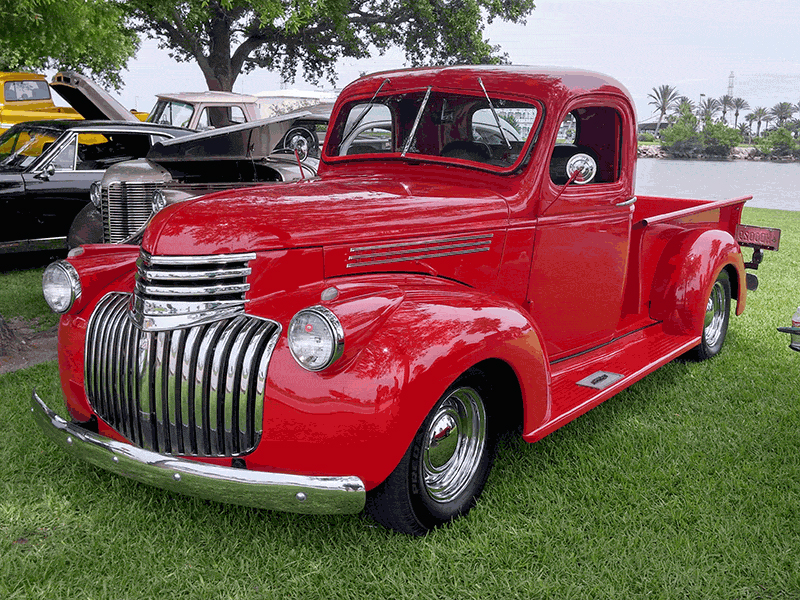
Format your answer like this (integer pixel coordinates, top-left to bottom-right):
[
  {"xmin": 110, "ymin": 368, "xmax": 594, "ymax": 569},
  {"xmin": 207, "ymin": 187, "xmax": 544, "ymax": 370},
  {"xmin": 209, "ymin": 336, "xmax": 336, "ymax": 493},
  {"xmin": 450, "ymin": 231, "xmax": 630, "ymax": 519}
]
[
  {"xmin": 133, "ymin": 251, "xmax": 256, "ymax": 331},
  {"xmin": 32, "ymin": 391, "xmax": 366, "ymax": 515},
  {"xmin": 0, "ymin": 236, "xmax": 68, "ymax": 254},
  {"xmin": 348, "ymin": 247, "xmax": 491, "ymax": 268},
  {"xmin": 350, "ymin": 234, "xmax": 493, "ymax": 252},
  {"xmin": 347, "ymin": 234, "xmax": 494, "ymax": 268},
  {"xmin": 142, "ymin": 252, "xmax": 258, "ymax": 265}
]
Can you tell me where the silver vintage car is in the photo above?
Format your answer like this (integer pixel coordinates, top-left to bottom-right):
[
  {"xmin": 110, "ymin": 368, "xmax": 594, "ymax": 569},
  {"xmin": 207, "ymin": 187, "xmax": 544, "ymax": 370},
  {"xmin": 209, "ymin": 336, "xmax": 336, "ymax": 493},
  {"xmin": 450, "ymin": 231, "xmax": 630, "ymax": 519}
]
[{"xmin": 68, "ymin": 105, "xmax": 331, "ymax": 247}]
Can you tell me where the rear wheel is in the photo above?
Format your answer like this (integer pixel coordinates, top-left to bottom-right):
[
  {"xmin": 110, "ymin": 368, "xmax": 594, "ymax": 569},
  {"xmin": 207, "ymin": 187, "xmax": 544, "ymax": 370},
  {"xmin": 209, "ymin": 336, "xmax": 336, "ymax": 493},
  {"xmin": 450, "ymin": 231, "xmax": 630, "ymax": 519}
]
[
  {"xmin": 366, "ymin": 372, "xmax": 496, "ymax": 535},
  {"xmin": 688, "ymin": 269, "xmax": 731, "ymax": 360}
]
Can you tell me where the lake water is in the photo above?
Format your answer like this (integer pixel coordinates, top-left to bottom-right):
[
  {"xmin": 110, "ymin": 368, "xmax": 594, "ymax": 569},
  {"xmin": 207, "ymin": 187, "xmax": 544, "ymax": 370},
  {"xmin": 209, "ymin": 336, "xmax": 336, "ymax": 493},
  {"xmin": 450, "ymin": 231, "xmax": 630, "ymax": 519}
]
[{"xmin": 636, "ymin": 158, "xmax": 800, "ymax": 212}]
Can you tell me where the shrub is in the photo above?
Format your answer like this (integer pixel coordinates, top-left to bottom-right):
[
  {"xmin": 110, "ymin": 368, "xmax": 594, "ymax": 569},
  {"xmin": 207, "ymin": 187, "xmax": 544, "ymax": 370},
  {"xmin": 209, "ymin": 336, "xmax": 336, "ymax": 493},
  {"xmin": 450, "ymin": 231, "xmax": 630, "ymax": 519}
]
[
  {"xmin": 756, "ymin": 128, "xmax": 797, "ymax": 157},
  {"xmin": 701, "ymin": 122, "xmax": 742, "ymax": 157},
  {"xmin": 638, "ymin": 132, "xmax": 656, "ymax": 142}
]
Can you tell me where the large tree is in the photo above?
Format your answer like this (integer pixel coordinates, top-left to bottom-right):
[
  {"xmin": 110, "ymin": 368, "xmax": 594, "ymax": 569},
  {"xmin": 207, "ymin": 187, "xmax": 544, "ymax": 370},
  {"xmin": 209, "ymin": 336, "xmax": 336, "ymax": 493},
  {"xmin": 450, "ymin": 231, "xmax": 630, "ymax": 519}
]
[
  {"xmin": 647, "ymin": 84, "xmax": 680, "ymax": 135},
  {"xmin": 0, "ymin": 0, "xmax": 138, "ymax": 88},
  {"xmin": 732, "ymin": 97, "xmax": 749, "ymax": 128},
  {"xmin": 125, "ymin": 0, "xmax": 537, "ymax": 92}
]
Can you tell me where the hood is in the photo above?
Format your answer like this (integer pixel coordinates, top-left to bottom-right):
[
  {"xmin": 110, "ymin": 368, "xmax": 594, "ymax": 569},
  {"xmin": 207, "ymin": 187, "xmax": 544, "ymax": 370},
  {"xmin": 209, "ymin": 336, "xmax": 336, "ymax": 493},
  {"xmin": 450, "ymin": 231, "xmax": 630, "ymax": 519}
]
[
  {"xmin": 142, "ymin": 172, "xmax": 510, "ymax": 258},
  {"xmin": 49, "ymin": 71, "xmax": 139, "ymax": 122},
  {"xmin": 146, "ymin": 109, "xmax": 323, "ymax": 162}
]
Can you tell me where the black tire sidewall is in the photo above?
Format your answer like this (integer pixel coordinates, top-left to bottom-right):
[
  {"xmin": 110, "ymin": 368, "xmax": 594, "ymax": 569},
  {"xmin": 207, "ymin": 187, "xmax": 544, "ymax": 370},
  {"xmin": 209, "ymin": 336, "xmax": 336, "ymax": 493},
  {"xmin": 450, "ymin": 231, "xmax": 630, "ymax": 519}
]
[
  {"xmin": 408, "ymin": 373, "xmax": 496, "ymax": 529},
  {"xmin": 696, "ymin": 269, "xmax": 731, "ymax": 359}
]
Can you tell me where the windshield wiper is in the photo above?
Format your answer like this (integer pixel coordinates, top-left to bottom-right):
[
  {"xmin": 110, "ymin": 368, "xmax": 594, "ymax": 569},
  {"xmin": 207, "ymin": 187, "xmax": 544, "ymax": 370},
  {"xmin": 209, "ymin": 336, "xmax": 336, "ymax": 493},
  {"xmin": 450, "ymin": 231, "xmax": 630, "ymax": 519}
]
[
  {"xmin": 401, "ymin": 86, "xmax": 432, "ymax": 156},
  {"xmin": 340, "ymin": 78, "xmax": 390, "ymax": 146},
  {"xmin": 478, "ymin": 77, "xmax": 511, "ymax": 149}
]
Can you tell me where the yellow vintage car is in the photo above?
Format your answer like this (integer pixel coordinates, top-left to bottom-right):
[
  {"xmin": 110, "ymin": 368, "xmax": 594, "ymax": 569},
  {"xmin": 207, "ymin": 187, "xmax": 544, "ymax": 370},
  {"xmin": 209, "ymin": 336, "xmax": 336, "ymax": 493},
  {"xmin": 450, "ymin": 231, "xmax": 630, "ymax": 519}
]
[{"xmin": 0, "ymin": 72, "xmax": 82, "ymax": 133}]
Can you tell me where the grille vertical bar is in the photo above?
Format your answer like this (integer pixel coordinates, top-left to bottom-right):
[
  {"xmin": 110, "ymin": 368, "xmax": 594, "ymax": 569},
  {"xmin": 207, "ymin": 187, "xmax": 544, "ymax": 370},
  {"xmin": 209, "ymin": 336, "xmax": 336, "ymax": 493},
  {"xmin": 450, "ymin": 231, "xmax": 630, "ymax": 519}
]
[
  {"xmin": 103, "ymin": 182, "xmax": 161, "ymax": 243},
  {"xmin": 85, "ymin": 293, "xmax": 280, "ymax": 457}
]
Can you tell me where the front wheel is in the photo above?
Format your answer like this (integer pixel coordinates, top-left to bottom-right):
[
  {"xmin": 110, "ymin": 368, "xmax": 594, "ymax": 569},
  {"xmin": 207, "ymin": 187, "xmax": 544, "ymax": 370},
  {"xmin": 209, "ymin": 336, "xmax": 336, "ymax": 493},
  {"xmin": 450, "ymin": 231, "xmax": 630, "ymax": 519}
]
[
  {"xmin": 365, "ymin": 372, "xmax": 496, "ymax": 535},
  {"xmin": 688, "ymin": 269, "xmax": 731, "ymax": 361}
]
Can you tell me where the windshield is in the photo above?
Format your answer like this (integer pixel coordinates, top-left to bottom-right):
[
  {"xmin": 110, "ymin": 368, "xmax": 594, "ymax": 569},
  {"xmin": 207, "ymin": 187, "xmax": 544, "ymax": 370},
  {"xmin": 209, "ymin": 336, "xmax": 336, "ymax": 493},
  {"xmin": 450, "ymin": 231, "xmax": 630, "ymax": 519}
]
[
  {"xmin": 147, "ymin": 100, "xmax": 195, "ymax": 128},
  {"xmin": 327, "ymin": 90, "xmax": 539, "ymax": 169},
  {"xmin": 0, "ymin": 127, "xmax": 59, "ymax": 170}
]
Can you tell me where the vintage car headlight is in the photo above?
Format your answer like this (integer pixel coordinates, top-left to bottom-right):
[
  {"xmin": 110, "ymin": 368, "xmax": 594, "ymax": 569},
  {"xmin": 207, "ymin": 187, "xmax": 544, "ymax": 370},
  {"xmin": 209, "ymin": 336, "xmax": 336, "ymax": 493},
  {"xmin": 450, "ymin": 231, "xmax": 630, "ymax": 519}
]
[
  {"xmin": 89, "ymin": 181, "xmax": 102, "ymax": 208},
  {"xmin": 288, "ymin": 306, "xmax": 344, "ymax": 371},
  {"xmin": 152, "ymin": 189, "xmax": 168, "ymax": 213},
  {"xmin": 42, "ymin": 261, "xmax": 81, "ymax": 313}
]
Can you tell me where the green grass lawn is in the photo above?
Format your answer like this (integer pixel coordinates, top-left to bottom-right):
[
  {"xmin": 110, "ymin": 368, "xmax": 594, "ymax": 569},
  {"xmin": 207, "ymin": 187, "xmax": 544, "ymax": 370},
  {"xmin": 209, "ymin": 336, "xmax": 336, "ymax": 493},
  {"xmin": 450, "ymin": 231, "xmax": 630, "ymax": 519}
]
[{"xmin": 1, "ymin": 207, "xmax": 798, "ymax": 599}]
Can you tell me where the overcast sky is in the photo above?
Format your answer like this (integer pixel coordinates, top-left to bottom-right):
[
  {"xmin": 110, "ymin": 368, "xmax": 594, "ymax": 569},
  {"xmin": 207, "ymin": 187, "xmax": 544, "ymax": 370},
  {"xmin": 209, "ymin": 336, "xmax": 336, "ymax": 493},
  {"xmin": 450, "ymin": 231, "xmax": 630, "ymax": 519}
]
[{"xmin": 113, "ymin": 0, "xmax": 799, "ymax": 123}]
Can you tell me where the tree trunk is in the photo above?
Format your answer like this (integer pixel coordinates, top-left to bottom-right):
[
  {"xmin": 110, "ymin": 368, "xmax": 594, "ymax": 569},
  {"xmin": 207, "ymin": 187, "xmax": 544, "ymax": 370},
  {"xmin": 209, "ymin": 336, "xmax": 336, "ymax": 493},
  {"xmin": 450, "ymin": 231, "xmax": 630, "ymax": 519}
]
[{"xmin": 0, "ymin": 312, "xmax": 22, "ymax": 356}]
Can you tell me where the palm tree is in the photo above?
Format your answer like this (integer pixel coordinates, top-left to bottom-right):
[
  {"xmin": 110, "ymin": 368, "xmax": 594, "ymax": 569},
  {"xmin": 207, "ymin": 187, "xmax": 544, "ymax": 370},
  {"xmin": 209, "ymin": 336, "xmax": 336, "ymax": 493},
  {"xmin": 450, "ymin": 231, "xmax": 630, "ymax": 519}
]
[
  {"xmin": 698, "ymin": 97, "xmax": 721, "ymax": 123},
  {"xmin": 750, "ymin": 107, "xmax": 768, "ymax": 137},
  {"xmin": 738, "ymin": 123, "xmax": 751, "ymax": 144},
  {"xmin": 769, "ymin": 102, "xmax": 795, "ymax": 128},
  {"xmin": 647, "ymin": 84, "xmax": 680, "ymax": 135},
  {"xmin": 719, "ymin": 95, "xmax": 734, "ymax": 125},
  {"xmin": 732, "ymin": 97, "xmax": 750, "ymax": 128},
  {"xmin": 672, "ymin": 96, "xmax": 695, "ymax": 116}
]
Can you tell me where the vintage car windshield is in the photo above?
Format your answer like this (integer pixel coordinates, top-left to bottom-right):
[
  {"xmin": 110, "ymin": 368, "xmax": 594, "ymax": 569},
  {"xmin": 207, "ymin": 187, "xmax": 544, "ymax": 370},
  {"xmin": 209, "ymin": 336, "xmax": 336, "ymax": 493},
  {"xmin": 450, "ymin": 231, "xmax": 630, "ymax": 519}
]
[
  {"xmin": 147, "ymin": 100, "xmax": 195, "ymax": 128},
  {"xmin": 0, "ymin": 127, "xmax": 59, "ymax": 170},
  {"xmin": 327, "ymin": 90, "xmax": 540, "ymax": 169}
]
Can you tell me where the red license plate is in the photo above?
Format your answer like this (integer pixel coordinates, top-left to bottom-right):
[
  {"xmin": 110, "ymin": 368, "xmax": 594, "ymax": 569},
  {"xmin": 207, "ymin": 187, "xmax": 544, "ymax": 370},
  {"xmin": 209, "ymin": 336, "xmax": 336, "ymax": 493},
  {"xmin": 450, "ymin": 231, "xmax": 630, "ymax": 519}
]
[{"xmin": 736, "ymin": 224, "xmax": 781, "ymax": 251}]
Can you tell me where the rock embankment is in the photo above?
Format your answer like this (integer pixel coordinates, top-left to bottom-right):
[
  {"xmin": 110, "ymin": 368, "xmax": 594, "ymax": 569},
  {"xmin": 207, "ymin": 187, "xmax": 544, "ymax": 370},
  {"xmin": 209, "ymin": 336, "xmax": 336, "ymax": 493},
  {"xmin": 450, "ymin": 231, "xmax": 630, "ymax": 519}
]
[{"xmin": 637, "ymin": 146, "xmax": 763, "ymax": 160}]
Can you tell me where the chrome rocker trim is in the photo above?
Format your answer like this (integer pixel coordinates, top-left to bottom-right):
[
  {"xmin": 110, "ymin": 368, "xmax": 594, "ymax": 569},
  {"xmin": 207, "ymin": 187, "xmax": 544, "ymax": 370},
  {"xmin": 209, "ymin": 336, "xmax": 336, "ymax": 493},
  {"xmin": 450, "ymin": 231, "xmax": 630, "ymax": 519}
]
[{"xmin": 32, "ymin": 391, "xmax": 366, "ymax": 514}]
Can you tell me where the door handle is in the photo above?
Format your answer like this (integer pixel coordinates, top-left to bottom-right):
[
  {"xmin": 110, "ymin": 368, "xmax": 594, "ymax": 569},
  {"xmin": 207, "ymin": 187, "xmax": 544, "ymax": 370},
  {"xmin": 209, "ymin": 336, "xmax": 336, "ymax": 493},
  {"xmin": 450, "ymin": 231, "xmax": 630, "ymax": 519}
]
[{"xmin": 616, "ymin": 196, "xmax": 637, "ymax": 207}]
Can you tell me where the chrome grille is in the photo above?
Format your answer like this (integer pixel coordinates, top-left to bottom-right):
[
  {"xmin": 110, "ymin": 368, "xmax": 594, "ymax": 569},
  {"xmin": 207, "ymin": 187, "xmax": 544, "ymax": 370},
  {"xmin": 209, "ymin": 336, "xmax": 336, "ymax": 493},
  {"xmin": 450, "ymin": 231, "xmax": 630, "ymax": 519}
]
[
  {"xmin": 103, "ymin": 182, "xmax": 161, "ymax": 243},
  {"xmin": 132, "ymin": 250, "xmax": 256, "ymax": 331},
  {"xmin": 85, "ymin": 292, "xmax": 280, "ymax": 456}
]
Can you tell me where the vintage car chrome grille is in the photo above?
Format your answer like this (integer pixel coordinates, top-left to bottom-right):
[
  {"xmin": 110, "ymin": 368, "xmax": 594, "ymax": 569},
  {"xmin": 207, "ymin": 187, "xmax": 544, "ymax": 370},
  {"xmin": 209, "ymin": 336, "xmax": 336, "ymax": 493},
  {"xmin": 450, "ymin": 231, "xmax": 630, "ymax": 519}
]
[
  {"xmin": 85, "ymin": 292, "xmax": 280, "ymax": 457},
  {"xmin": 103, "ymin": 182, "xmax": 162, "ymax": 243},
  {"xmin": 132, "ymin": 250, "xmax": 257, "ymax": 331}
]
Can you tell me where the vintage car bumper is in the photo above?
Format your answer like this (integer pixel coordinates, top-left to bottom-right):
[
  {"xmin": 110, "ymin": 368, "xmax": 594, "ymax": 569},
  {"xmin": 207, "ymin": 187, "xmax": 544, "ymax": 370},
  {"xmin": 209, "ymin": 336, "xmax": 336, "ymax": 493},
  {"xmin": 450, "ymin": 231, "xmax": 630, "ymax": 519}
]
[{"xmin": 31, "ymin": 391, "xmax": 366, "ymax": 514}]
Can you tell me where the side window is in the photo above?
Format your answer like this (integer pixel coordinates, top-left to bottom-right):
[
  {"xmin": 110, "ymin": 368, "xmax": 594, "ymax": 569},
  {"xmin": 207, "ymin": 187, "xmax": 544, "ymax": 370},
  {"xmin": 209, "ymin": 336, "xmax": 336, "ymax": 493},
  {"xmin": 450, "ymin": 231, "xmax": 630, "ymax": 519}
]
[
  {"xmin": 336, "ymin": 103, "xmax": 393, "ymax": 156},
  {"xmin": 229, "ymin": 106, "xmax": 246, "ymax": 125},
  {"xmin": 197, "ymin": 106, "xmax": 246, "ymax": 130},
  {"xmin": 51, "ymin": 136, "xmax": 77, "ymax": 170},
  {"xmin": 549, "ymin": 107, "xmax": 621, "ymax": 185},
  {"xmin": 75, "ymin": 132, "xmax": 152, "ymax": 170}
]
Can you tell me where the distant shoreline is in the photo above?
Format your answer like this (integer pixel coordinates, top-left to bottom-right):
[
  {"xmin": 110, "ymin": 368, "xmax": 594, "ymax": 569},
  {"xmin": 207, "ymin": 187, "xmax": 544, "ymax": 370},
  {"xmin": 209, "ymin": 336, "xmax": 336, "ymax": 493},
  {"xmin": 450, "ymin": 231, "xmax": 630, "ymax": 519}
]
[{"xmin": 637, "ymin": 146, "xmax": 799, "ymax": 162}]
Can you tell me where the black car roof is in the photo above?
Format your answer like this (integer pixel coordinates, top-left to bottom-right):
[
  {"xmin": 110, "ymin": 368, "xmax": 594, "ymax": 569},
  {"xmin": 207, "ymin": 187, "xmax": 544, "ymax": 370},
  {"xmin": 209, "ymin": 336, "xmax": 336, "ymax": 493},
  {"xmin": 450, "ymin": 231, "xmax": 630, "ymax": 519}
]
[{"xmin": 7, "ymin": 120, "xmax": 189, "ymax": 136}]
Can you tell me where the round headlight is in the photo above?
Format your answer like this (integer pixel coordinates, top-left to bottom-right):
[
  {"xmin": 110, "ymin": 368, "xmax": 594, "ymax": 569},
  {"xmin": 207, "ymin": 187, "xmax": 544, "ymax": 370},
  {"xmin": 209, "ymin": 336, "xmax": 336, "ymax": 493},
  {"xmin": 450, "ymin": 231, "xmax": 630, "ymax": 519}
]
[
  {"xmin": 152, "ymin": 189, "xmax": 167, "ymax": 213},
  {"xmin": 42, "ymin": 261, "xmax": 81, "ymax": 313},
  {"xmin": 89, "ymin": 181, "xmax": 102, "ymax": 208},
  {"xmin": 288, "ymin": 306, "xmax": 344, "ymax": 371}
]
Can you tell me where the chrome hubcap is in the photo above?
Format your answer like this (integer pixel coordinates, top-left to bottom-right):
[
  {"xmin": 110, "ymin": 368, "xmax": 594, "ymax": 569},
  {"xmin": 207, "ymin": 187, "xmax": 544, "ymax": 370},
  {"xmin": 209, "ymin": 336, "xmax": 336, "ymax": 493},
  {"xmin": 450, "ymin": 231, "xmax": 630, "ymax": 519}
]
[
  {"xmin": 421, "ymin": 387, "xmax": 487, "ymax": 503},
  {"xmin": 703, "ymin": 280, "xmax": 726, "ymax": 347}
]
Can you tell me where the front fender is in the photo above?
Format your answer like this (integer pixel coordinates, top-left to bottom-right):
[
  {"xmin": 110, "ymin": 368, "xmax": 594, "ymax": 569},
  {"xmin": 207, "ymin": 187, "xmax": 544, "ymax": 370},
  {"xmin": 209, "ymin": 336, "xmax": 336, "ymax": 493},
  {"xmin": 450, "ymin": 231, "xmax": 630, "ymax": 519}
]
[
  {"xmin": 649, "ymin": 228, "xmax": 745, "ymax": 336},
  {"xmin": 248, "ymin": 277, "xmax": 549, "ymax": 490}
]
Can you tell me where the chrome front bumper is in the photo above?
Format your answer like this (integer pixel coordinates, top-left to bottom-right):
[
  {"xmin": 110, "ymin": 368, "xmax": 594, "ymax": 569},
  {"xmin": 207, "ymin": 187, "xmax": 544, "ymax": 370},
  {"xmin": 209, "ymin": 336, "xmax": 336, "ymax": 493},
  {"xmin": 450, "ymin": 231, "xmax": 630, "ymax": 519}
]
[{"xmin": 31, "ymin": 391, "xmax": 366, "ymax": 514}]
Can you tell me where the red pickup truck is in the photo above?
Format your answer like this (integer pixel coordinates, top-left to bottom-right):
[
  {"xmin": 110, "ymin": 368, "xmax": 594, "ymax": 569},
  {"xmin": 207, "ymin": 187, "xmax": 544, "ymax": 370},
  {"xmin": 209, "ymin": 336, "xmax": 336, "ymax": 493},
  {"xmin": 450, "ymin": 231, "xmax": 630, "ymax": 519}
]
[{"xmin": 33, "ymin": 66, "xmax": 778, "ymax": 534}]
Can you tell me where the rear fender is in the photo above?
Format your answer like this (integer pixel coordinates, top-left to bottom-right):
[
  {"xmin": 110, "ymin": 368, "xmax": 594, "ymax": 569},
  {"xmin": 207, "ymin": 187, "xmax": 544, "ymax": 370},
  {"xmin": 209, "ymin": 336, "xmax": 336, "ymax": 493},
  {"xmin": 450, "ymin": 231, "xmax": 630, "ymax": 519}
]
[
  {"xmin": 256, "ymin": 277, "xmax": 549, "ymax": 489},
  {"xmin": 649, "ymin": 229, "xmax": 745, "ymax": 336}
]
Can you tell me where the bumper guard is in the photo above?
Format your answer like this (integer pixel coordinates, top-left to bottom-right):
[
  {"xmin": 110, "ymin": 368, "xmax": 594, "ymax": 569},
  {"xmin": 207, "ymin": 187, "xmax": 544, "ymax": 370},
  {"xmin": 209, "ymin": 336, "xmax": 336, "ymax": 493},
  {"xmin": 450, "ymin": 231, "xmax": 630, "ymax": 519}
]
[{"xmin": 31, "ymin": 391, "xmax": 366, "ymax": 514}]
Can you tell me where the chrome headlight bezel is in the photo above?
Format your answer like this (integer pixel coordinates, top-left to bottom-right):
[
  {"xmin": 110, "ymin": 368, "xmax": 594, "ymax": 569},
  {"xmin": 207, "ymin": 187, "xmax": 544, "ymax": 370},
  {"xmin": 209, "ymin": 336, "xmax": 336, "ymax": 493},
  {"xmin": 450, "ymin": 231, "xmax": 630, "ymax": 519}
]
[
  {"xmin": 89, "ymin": 181, "xmax": 102, "ymax": 208},
  {"xmin": 287, "ymin": 306, "xmax": 344, "ymax": 371},
  {"xmin": 42, "ymin": 261, "xmax": 81, "ymax": 314}
]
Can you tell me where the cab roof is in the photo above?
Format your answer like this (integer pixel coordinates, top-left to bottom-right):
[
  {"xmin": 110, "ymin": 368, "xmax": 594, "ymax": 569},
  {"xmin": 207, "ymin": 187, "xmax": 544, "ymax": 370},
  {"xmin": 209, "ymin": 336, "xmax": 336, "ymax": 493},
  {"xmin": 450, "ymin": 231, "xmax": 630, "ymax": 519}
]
[{"xmin": 338, "ymin": 65, "xmax": 634, "ymax": 108}]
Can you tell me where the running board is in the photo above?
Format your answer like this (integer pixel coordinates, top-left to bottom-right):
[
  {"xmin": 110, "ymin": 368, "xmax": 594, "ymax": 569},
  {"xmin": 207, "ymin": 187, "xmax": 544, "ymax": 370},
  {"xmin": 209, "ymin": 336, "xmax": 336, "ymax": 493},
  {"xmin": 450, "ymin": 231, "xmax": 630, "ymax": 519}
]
[{"xmin": 524, "ymin": 324, "xmax": 700, "ymax": 443}]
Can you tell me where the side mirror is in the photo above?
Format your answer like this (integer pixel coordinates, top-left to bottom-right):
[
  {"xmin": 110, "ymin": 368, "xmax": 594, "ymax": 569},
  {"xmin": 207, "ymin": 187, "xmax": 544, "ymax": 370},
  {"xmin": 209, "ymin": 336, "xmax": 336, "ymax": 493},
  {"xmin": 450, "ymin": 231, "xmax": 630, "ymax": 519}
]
[
  {"xmin": 565, "ymin": 152, "xmax": 597, "ymax": 185},
  {"xmin": 36, "ymin": 163, "xmax": 56, "ymax": 181}
]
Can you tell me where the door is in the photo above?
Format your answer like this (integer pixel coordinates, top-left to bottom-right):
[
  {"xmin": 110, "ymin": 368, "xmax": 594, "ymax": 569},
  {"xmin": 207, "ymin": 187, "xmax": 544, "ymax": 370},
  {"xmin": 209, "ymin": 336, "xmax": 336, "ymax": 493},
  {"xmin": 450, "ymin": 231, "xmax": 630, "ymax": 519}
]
[{"xmin": 527, "ymin": 104, "xmax": 635, "ymax": 360}]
